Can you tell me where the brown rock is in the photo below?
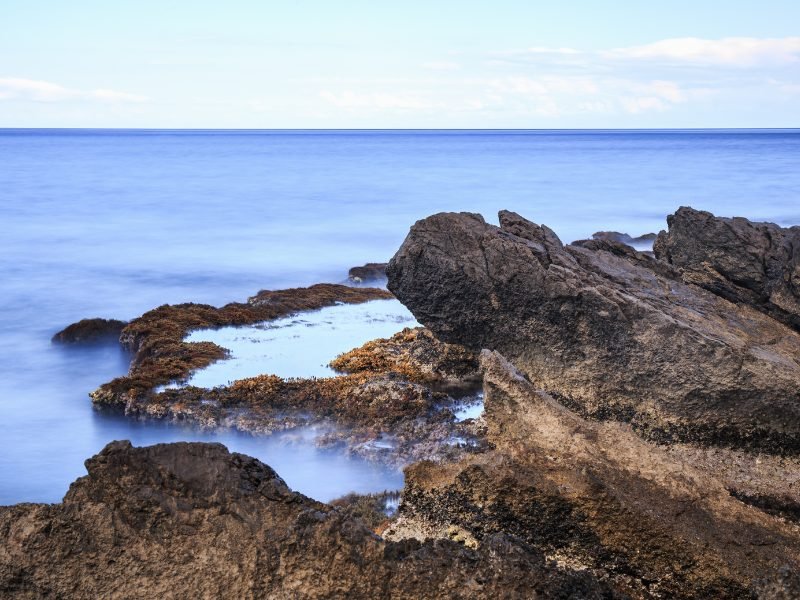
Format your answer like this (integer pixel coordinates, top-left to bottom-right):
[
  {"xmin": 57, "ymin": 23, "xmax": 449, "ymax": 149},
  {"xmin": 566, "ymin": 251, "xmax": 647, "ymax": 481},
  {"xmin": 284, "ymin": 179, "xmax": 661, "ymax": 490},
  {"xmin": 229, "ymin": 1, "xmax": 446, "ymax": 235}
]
[
  {"xmin": 387, "ymin": 210, "xmax": 800, "ymax": 453},
  {"xmin": 0, "ymin": 440, "xmax": 611, "ymax": 599},
  {"xmin": 654, "ymin": 206, "xmax": 800, "ymax": 330},
  {"xmin": 391, "ymin": 351, "xmax": 800, "ymax": 599}
]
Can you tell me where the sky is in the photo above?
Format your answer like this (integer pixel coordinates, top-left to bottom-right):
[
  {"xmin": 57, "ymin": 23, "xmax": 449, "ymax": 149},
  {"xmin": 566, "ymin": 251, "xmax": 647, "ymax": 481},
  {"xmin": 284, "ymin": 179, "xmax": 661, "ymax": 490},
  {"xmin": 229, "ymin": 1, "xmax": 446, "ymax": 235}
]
[{"xmin": 1, "ymin": 0, "xmax": 799, "ymax": 128}]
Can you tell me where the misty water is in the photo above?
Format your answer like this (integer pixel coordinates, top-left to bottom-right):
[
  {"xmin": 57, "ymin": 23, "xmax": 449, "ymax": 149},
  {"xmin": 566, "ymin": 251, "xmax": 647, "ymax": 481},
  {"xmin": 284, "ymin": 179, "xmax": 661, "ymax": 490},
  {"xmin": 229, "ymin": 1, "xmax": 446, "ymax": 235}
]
[{"xmin": 1, "ymin": 129, "xmax": 798, "ymax": 504}]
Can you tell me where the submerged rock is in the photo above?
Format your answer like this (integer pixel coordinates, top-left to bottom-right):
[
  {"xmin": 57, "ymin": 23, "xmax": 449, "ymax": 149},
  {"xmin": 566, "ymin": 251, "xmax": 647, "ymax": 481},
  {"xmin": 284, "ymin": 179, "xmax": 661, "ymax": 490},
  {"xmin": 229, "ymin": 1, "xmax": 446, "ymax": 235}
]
[
  {"xmin": 387, "ymin": 210, "xmax": 800, "ymax": 454},
  {"xmin": 0, "ymin": 440, "xmax": 611, "ymax": 599},
  {"xmin": 348, "ymin": 262, "xmax": 388, "ymax": 283},
  {"xmin": 654, "ymin": 206, "xmax": 800, "ymax": 330},
  {"xmin": 591, "ymin": 230, "xmax": 657, "ymax": 247},
  {"xmin": 52, "ymin": 318, "xmax": 127, "ymax": 344},
  {"xmin": 388, "ymin": 350, "xmax": 800, "ymax": 599}
]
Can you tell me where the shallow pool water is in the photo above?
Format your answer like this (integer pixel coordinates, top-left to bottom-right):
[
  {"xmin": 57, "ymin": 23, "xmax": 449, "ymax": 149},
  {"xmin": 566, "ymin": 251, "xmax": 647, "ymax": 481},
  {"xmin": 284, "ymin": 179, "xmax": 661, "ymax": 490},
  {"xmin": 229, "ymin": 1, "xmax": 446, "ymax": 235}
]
[{"xmin": 184, "ymin": 299, "xmax": 419, "ymax": 385}]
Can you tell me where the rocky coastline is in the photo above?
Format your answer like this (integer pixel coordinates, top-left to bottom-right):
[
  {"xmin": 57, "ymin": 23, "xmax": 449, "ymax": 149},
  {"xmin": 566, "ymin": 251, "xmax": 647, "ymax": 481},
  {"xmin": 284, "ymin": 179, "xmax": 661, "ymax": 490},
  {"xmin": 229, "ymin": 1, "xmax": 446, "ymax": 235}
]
[{"xmin": 3, "ymin": 207, "xmax": 800, "ymax": 598}]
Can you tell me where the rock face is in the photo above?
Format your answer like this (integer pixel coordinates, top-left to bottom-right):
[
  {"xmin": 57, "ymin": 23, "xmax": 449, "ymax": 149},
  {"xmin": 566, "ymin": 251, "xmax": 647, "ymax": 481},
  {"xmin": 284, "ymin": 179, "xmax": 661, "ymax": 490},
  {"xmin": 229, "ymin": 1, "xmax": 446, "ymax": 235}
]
[
  {"xmin": 654, "ymin": 206, "xmax": 800, "ymax": 330},
  {"xmin": 0, "ymin": 441, "xmax": 610, "ymax": 599},
  {"xmin": 52, "ymin": 318, "xmax": 127, "ymax": 344},
  {"xmin": 390, "ymin": 351, "xmax": 800, "ymax": 599},
  {"xmin": 387, "ymin": 210, "xmax": 800, "ymax": 453}
]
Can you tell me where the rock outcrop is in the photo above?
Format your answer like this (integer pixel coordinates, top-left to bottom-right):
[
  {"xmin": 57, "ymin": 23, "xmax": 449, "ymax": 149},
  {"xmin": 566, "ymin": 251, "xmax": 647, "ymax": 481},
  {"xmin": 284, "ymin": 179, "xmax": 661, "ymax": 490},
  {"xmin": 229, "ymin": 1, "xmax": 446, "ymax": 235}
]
[
  {"xmin": 387, "ymin": 210, "xmax": 800, "ymax": 453},
  {"xmin": 654, "ymin": 206, "xmax": 800, "ymax": 330},
  {"xmin": 52, "ymin": 318, "xmax": 127, "ymax": 344},
  {"xmin": 388, "ymin": 351, "xmax": 800, "ymax": 599},
  {"xmin": 0, "ymin": 441, "xmax": 610, "ymax": 599}
]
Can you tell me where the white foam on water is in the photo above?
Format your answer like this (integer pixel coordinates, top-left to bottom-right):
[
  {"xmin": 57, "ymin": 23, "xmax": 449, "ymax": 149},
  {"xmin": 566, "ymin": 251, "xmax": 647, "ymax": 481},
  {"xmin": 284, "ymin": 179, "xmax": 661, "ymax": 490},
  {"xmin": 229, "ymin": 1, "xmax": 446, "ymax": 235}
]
[{"xmin": 184, "ymin": 298, "xmax": 419, "ymax": 387}]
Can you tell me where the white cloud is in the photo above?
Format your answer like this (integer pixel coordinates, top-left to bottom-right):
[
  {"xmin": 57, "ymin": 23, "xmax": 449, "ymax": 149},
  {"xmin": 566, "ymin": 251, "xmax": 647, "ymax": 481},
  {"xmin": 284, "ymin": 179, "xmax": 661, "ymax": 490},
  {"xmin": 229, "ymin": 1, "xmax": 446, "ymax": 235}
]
[
  {"xmin": 312, "ymin": 36, "xmax": 796, "ymax": 123},
  {"xmin": 0, "ymin": 78, "xmax": 148, "ymax": 103},
  {"xmin": 605, "ymin": 37, "xmax": 800, "ymax": 67},
  {"xmin": 421, "ymin": 61, "xmax": 460, "ymax": 71},
  {"xmin": 320, "ymin": 90, "xmax": 438, "ymax": 111}
]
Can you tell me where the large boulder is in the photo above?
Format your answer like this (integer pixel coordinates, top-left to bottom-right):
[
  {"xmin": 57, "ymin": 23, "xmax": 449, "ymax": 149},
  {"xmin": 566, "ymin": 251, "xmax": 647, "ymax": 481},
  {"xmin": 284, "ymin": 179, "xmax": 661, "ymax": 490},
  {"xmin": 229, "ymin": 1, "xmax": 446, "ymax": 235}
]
[
  {"xmin": 654, "ymin": 206, "xmax": 800, "ymax": 330},
  {"xmin": 0, "ymin": 441, "xmax": 608, "ymax": 599},
  {"xmin": 387, "ymin": 210, "xmax": 800, "ymax": 453}
]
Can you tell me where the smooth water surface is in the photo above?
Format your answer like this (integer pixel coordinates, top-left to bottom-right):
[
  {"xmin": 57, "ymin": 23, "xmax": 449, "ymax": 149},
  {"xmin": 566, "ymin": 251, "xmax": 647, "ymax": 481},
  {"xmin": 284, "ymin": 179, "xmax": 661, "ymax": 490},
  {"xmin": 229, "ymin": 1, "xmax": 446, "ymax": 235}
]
[
  {"xmin": 1, "ymin": 129, "xmax": 798, "ymax": 504},
  {"xmin": 185, "ymin": 299, "xmax": 418, "ymax": 386}
]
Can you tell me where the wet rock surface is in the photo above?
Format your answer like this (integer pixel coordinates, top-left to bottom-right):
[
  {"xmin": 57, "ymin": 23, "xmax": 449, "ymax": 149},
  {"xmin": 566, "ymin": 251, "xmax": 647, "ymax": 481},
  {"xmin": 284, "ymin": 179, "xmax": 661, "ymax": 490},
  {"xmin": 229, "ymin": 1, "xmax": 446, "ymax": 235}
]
[
  {"xmin": 387, "ymin": 210, "xmax": 800, "ymax": 454},
  {"xmin": 0, "ymin": 440, "xmax": 612, "ymax": 599},
  {"xmin": 654, "ymin": 206, "xmax": 800, "ymax": 330},
  {"xmin": 52, "ymin": 318, "xmax": 127, "ymax": 344}
]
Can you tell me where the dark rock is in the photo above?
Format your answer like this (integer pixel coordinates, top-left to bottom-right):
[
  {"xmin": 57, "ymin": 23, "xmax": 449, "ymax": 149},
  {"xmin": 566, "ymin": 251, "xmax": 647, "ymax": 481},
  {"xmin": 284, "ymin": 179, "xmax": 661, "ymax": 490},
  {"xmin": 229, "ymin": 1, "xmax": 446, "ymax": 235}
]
[
  {"xmin": 591, "ymin": 230, "xmax": 657, "ymax": 247},
  {"xmin": 387, "ymin": 210, "xmax": 800, "ymax": 453},
  {"xmin": 348, "ymin": 262, "xmax": 388, "ymax": 283},
  {"xmin": 654, "ymin": 206, "xmax": 800, "ymax": 330},
  {"xmin": 51, "ymin": 318, "xmax": 127, "ymax": 344},
  {"xmin": 0, "ymin": 441, "xmax": 612, "ymax": 599}
]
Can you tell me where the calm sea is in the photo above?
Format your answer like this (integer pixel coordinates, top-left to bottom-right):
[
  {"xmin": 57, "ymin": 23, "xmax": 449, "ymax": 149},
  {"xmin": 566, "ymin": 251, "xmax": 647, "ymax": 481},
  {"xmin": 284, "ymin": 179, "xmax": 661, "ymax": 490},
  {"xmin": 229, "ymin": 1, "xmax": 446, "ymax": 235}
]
[{"xmin": 1, "ymin": 129, "xmax": 798, "ymax": 504}]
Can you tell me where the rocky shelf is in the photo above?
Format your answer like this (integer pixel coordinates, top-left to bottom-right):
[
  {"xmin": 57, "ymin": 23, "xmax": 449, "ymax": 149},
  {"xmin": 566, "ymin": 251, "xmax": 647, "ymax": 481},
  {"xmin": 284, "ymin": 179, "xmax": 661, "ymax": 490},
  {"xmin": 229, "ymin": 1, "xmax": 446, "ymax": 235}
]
[{"xmin": 4, "ymin": 208, "xmax": 800, "ymax": 599}]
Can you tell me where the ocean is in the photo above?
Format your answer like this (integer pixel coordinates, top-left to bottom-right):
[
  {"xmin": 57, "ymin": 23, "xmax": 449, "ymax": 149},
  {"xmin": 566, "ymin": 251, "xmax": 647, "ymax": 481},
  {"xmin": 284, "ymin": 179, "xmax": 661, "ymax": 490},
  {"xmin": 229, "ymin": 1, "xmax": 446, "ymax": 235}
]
[{"xmin": 1, "ymin": 128, "xmax": 798, "ymax": 504}]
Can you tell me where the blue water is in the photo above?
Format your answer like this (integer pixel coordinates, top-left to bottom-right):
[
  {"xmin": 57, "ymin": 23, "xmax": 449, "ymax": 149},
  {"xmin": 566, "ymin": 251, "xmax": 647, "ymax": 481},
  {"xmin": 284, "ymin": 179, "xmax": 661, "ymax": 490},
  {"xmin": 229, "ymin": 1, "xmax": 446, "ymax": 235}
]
[{"xmin": 1, "ymin": 129, "xmax": 799, "ymax": 504}]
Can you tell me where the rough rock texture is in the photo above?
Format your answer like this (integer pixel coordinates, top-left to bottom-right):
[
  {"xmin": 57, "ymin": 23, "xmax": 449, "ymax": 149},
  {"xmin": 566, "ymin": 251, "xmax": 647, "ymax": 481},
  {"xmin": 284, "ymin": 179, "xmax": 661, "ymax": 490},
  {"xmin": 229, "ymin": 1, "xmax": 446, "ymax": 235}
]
[
  {"xmin": 654, "ymin": 206, "xmax": 800, "ymax": 330},
  {"xmin": 387, "ymin": 351, "xmax": 800, "ymax": 599},
  {"xmin": 330, "ymin": 326, "xmax": 480, "ymax": 387},
  {"xmin": 387, "ymin": 210, "xmax": 800, "ymax": 453},
  {"xmin": 52, "ymin": 318, "xmax": 127, "ymax": 344},
  {"xmin": 0, "ymin": 441, "xmax": 612, "ymax": 599},
  {"xmin": 348, "ymin": 262, "xmax": 388, "ymax": 283}
]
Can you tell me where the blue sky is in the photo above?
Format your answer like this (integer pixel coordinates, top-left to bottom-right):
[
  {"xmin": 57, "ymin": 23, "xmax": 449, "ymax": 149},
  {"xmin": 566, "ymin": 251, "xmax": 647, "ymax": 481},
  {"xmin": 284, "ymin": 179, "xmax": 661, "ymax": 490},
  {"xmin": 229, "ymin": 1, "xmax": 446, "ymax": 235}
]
[{"xmin": 1, "ymin": 0, "xmax": 799, "ymax": 127}]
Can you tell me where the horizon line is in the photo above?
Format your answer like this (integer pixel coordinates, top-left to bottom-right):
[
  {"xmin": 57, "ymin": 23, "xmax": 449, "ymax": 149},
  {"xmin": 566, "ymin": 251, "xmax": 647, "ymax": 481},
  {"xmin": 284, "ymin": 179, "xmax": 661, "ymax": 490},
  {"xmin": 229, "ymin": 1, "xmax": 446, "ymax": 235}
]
[{"xmin": 1, "ymin": 127, "xmax": 798, "ymax": 132}]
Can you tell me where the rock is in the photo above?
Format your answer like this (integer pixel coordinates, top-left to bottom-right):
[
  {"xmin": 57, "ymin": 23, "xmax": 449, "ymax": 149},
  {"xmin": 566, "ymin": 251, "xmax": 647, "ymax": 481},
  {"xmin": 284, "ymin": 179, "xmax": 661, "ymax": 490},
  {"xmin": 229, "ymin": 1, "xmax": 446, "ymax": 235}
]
[
  {"xmin": 387, "ymin": 210, "xmax": 800, "ymax": 453},
  {"xmin": 348, "ymin": 262, "xmax": 388, "ymax": 283},
  {"xmin": 0, "ymin": 441, "xmax": 611, "ymax": 599},
  {"xmin": 330, "ymin": 327, "xmax": 480, "ymax": 387},
  {"xmin": 654, "ymin": 206, "xmax": 800, "ymax": 330},
  {"xmin": 389, "ymin": 350, "xmax": 800, "ymax": 599},
  {"xmin": 591, "ymin": 230, "xmax": 657, "ymax": 247},
  {"xmin": 51, "ymin": 318, "xmax": 127, "ymax": 344}
]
